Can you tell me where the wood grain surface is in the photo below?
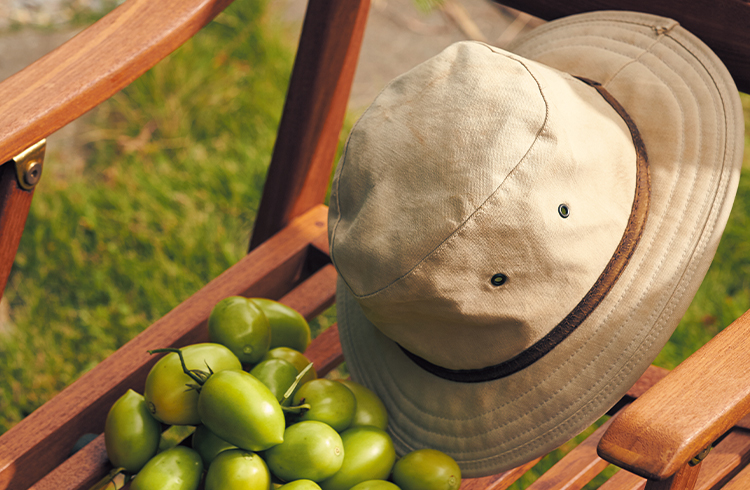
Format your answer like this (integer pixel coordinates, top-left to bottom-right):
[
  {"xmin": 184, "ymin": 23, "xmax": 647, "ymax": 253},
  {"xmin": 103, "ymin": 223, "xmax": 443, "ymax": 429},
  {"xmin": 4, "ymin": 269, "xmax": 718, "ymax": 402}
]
[
  {"xmin": 599, "ymin": 307, "xmax": 750, "ymax": 481},
  {"xmin": 248, "ymin": 0, "xmax": 370, "ymax": 250},
  {"xmin": 0, "ymin": 163, "xmax": 34, "ymax": 301}
]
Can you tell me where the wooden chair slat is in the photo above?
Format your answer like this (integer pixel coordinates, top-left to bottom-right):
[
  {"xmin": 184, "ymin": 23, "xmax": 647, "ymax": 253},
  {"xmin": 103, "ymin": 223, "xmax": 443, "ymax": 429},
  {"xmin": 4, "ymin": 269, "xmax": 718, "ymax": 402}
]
[
  {"xmin": 248, "ymin": 0, "xmax": 370, "ymax": 250},
  {"xmin": 598, "ymin": 469, "xmax": 646, "ymax": 490},
  {"xmin": 277, "ymin": 263, "xmax": 337, "ymax": 322},
  {"xmin": 0, "ymin": 163, "xmax": 35, "ymax": 300},
  {"xmin": 28, "ymin": 436, "xmax": 108, "ymax": 490},
  {"xmin": 0, "ymin": 205, "xmax": 328, "ymax": 490},
  {"xmin": 643, "ymin": 463, "xmax": 701, "ymax": 490},
  {"xmin": 492, "ymin": 0, "xmax": 750, "ymax": 93},
  {"xmin": 0, "ymin": 0, "xmax": 233, "ymax": 165},
  {"xmin": 599, "ymin": 308, "xmax": 750, "ymax": 481},
  {"xmin": 694, "ymin": 429, "xmax": 750, "ymax": 490},
  {"xmin": 525, "ymin": 414, "xmax": 616, "ymax": 490},
  {"xmin": 306, "ymin": 323, "xmax": 345, "ymax": 379},
  {"xmin": 720, "ymin": 454, "xmax": 750, "ymax": 490},
  {"xmin": 460, "ymin": 457, "xmax": 544, "ymax": 490}
]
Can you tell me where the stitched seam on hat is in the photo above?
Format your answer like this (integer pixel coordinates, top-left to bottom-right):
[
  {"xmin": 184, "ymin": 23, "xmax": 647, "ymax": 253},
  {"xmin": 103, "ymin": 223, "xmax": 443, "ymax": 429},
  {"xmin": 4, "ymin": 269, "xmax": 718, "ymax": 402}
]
[
  {"xmin": 328, "ymin": 74, "xmax": 405, "ymax": 296},
  {"xmin": 351, "ymin": 51, "xmax": 551, "ymax": 300}
]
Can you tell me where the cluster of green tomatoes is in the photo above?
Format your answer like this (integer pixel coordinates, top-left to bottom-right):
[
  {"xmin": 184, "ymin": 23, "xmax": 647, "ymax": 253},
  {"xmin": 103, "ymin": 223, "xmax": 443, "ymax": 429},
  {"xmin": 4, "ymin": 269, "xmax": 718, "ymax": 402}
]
[{"xmin": 103, "ymin": 296, "xmax": 462, "ymax": 490}]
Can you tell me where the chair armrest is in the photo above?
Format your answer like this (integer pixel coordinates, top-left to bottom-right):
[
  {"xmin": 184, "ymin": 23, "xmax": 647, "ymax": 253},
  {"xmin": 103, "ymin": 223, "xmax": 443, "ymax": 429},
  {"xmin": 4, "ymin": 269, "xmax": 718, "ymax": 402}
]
[
  {"xmin": 598, "ymin": 308, "xmax": 750, "ymax": 480},
  {"xmin": 0, "ymin": 0, "xmax": 233, "ymax": 165}
]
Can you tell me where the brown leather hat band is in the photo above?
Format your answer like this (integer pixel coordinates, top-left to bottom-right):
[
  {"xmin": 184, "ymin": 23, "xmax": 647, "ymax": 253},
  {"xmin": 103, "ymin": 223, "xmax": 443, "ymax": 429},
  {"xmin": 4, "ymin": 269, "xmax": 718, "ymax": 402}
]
[{"xmin": 401, "ymin": 77, "xmax": 651, "ymax": 383}]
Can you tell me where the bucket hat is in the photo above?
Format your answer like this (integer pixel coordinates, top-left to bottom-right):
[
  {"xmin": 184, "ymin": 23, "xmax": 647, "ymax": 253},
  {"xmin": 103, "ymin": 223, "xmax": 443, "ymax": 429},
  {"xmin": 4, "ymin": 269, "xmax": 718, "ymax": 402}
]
[{"xmin": 328, "ymin": 10, "xmax": 744, "ymax": 477}]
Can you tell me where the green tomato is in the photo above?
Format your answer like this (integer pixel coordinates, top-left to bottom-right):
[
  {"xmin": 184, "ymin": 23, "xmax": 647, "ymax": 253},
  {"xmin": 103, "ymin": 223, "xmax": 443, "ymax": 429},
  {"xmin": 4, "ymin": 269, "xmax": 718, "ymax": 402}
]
[
  {"xmin": 192, "ymin": 424, "xmax": 237, "ymax": 466},
  {"xmin": 198, "ymin": 369, "xmax": 285, "ymax": 451},
  {"xmin": 251, "ymin": 298, "xmax": 312, "ymax": 353},
  {"xmin": 209, "ymin": 296, "xmax": 272, "ymax": 364},
  {"xmin": 319, "ymin": 426, "xmax": 396, "ymax": 490},
  {"xmin": 104, "ymin": 389, "xmax": 161, "ymax": 473},
  {"xmin": 278, "ymin": 480, "xmax": 322, "ymax": 490},
  {"xmin": 391, "ymin": 449, "xmax": 461, "ymax": 490},
  {"xmin": 338, "ymin": 380, "xmax": 388, "ymax": 430},
  {"xmin": 262, "ymin": 347, "xmax": 317, "ymax": 386},
  {"xmin": 204, "ymin": 449, "xmax": 273, "ymax": 490},
  {"xmin": 350, "ymin": 481, "xmax": 401, "ymax": 490},
  {"xmin": 144, "ymin": 343, "xmax": 241, "ymax": 425},
  {"xmin": 264, "ymin": 421, "xmax": 344, "ymax": 482},
  {"xmin": 293, "ymin": 379, "xmax": 356, "ymax": 432},
  {"xmin": 130, "ymin": 446, "xmax": 203, "ymax": 490},
  {"xmin": 249, "ymin": 359, "xmax": 299, "ymax": 405}
]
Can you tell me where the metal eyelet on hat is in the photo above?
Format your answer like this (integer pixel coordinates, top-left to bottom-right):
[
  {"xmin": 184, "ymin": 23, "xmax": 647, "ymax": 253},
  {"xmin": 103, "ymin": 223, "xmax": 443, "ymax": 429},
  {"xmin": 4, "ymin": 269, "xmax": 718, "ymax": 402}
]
[
  {"xmin": 558, "ymin": 203, "xmax": 570, "ymax": 218},
  {"xmin": 490, "ymin": 273, "xmax": 507, "ymax": 286}
]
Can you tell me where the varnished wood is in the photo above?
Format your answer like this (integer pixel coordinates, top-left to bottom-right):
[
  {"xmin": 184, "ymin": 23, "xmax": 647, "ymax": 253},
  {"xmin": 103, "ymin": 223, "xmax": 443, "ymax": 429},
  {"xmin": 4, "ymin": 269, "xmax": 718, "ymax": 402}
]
[
  {"xmin": 599, "ymin": 308, "xmax": 750, "ymax": 481},
  {"xmin": 598, "ymin": 469, "xmax": 646, "ymax": 490},
  {"xmin": 307, "ymin": 323, "xmax": 345, "ymax": 379},
  {"xmin": 248, "ymin": 0, "xmax": 370, "ymax": 250},
  {"xmin": 525, "ymin": 416, "xmax": 616, "ymax": 490},
  {"xmin": 0, "ymin": 205, "xmax": 328, "ymax": 490},
  {"xmin": 644, "ymin": 463, "xmax": 701, "ymax": 490},
  {"xmin": 0, "ymin": 0, "xmax": 234, "ymax": 166},
  {"xmin": 692, "ymin": 429, "xmax": 750, "ymax": 490},
  {"xmin": 0, "ymin": 162, "xmax": 34, "ymax": 301},
  {"xmin": 493, "ymin": 0, "xmax": 750, "ymax": 93},
  {"xmin": 460, "ymin": 457, "xmax": 544, "ymax": 490},
  {"xmin": 721, "ymin": 454, "xmax": 750, "ymax": 490}
]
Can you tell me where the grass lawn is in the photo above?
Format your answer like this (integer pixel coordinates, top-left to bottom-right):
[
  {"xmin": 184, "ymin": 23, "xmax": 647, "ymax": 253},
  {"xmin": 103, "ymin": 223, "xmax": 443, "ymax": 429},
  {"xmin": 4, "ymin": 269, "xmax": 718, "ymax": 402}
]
[{"xmin": 0, "ymin": 1, "xmax": 749, "ymax": 487}]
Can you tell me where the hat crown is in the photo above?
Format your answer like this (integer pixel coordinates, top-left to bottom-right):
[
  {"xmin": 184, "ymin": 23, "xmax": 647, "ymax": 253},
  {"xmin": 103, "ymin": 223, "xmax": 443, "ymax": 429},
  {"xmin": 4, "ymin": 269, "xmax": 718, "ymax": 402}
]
[{"xmin": 329, "ymin": 41, "xmax": 637, "ymax": 370}]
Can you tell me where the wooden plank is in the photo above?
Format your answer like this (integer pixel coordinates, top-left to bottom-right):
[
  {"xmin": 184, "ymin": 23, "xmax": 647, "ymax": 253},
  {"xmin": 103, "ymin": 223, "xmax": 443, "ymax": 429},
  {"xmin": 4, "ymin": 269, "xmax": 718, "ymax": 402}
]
[
  {"xmin": 0, "ymin": 205, "xmax": 328, "ymax": 490},
  {"xmin": 599, "ymin": 308, "xmax": 750, "ymax": 480},
  {"xmin": 524, "ymin": 416, "xmax": 616, "ymax": 490},
  {"xmin": 721, "ymin": 454, "xmax": 750, "ymax": 490},
  {"xmin": 0, "ymin": 0, "xmax": 234, "ymax": 166},
  {"xmin": 693, "ymin": 429, "xmax": 750, "ymax": 490},
  {"xmin": 0, "ymin": 161, "xmax": 34, "ymax": 300},
  {"xmin": 598, "ymin": 469, "xmax": 646, "ymax": 490},
  {"xmin": 494, "ymin": 0, "xmax": 750, "ymax": 94},
  {"xmin": 278, "ymin": 263, "xmax": 337, "ymax": 322},
  {"xmin": 644, "ymin": 463, "xmax": 701, "ymax": 490},
  {"xmin": 597, "ymin": 426, "xmax": 750, "ymax": 489},
  {"xmin": 249, "ymin": 0, "xmax": 370, "ymax": 250},
  {"xmin": 460, "ymin": 457, "xmax": 544, "ymax": 490},
  {"xmin": 307, "ymin": 324, "xmax": 345, "ymax": 379}
]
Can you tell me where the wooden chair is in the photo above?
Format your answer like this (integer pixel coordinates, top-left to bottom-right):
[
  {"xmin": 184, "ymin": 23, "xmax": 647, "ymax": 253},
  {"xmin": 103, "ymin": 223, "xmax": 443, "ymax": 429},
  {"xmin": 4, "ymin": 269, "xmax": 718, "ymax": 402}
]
[{"xmin": 0, "ymin": 0, "xmax": 748, "ymax": 489}]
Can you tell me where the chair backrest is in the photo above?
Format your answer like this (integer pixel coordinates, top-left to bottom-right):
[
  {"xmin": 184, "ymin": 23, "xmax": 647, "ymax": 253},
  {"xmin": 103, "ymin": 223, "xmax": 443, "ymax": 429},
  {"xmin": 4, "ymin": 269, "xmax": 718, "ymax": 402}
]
[{"xmin": 0, "ymin": 1, "xmax": 748, "ymax": 489}]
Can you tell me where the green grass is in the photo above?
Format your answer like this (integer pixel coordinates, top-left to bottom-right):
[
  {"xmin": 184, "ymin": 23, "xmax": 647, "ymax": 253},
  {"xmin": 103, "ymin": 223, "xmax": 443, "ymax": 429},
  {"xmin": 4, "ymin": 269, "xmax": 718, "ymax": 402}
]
[
  {"xmin": 0, "ymin": 0, "xmax": 294, "ymax": 431},
  {"xmin": 1, "ymin": 3, "xmax": 749, "ymax": 487}
]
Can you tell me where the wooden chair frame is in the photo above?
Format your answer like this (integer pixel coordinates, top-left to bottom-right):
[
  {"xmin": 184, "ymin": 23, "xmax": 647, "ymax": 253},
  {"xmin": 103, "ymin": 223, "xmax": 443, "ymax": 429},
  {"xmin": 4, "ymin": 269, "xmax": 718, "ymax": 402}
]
[{"xmin": 0, "ymin": 0, "xmax": 748, "ymax": 489}]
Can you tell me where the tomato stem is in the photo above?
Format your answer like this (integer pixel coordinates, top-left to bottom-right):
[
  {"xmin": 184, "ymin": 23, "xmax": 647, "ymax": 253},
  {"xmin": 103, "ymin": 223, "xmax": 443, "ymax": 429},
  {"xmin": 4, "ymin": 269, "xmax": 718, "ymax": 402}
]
[
  {"xmin": 148, "ymin": 348, "xmax": 211, "ymax": 386},
  {"xmin": 280, "ymin": 403, "xmax": 311, "ymax": 414},
  {"xmin": 278, "ymin": 362, "xmax": 314, "ymax": 406}
]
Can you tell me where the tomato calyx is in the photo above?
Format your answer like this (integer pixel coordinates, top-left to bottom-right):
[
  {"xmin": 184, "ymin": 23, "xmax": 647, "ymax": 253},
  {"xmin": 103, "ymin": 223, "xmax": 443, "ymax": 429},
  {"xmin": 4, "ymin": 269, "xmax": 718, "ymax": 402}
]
[{"xmin": 148, "ymin": 348, "xmax": 215, "ymax": 390}]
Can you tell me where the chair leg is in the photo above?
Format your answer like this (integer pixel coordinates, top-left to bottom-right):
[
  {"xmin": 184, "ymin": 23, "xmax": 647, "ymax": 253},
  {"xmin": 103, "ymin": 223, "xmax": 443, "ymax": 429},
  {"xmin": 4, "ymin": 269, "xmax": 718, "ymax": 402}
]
[
  {"xmin": 0, "ymin": 141, "xmax": 44, "ymax": 300},
  {"xmin": 645, "ymin": 462, "xmax": 702, "ymax": 490}
]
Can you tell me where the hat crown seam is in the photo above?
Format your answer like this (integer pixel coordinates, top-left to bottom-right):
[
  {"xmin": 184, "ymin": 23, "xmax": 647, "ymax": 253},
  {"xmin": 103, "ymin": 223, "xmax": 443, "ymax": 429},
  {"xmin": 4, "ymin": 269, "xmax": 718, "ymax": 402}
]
[{"xmin": 346, "ymin": 54, "xmax": 551, "ymax": 301}]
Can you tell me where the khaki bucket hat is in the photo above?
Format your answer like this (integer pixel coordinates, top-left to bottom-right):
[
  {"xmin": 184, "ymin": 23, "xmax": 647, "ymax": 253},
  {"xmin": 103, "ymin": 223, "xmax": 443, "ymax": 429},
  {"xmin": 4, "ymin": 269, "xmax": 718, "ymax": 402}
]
[{"xmin": 328, "ymin": 10, "xmax": 745, "ymax": 477}]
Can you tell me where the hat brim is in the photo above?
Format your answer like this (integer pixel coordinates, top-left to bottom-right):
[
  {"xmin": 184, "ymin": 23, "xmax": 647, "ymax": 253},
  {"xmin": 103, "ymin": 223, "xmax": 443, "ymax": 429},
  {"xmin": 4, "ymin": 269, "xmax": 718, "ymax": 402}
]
[{"xmin": 337, "ymin": 10, "xmax": 744, "ymax": 477}]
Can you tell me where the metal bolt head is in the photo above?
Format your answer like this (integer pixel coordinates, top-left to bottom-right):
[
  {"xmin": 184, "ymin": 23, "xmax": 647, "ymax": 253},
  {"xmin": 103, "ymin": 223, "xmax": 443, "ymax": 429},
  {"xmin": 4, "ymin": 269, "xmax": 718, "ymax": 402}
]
[{"xmin": 24, "ymin": 161, "xmax": 42, "ymax": 187}]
